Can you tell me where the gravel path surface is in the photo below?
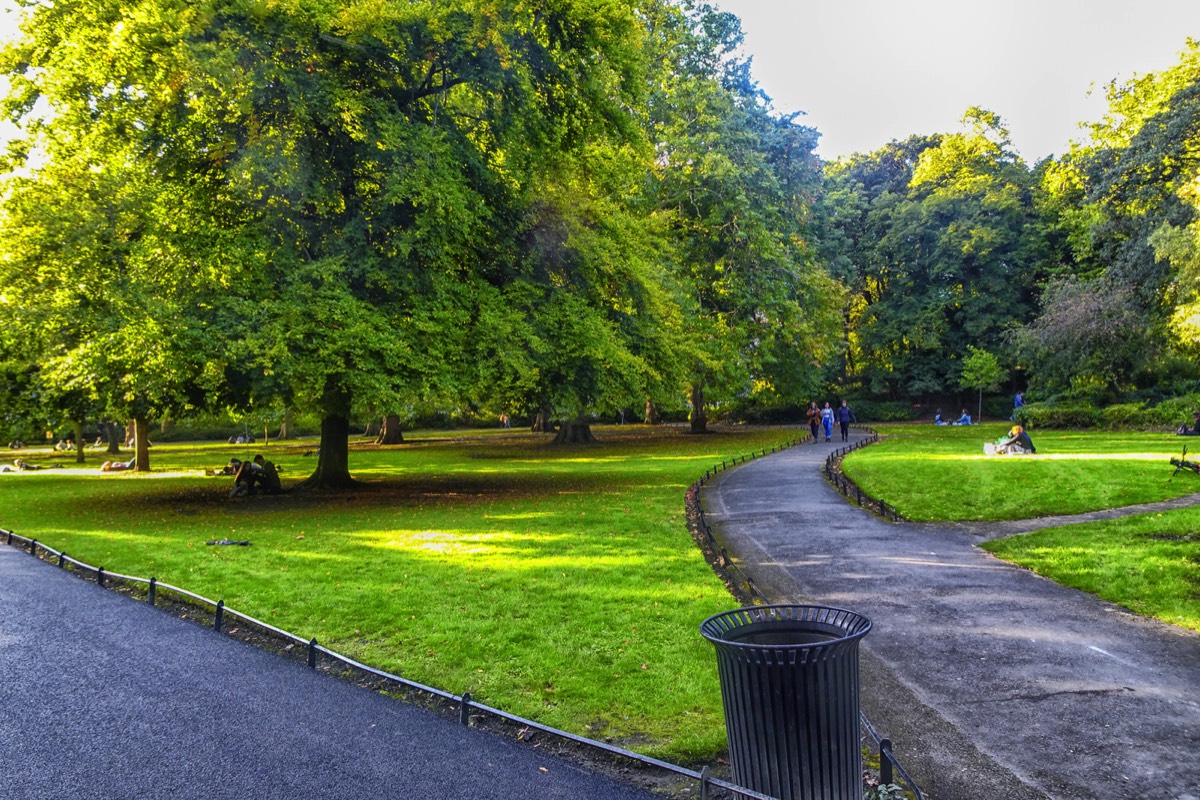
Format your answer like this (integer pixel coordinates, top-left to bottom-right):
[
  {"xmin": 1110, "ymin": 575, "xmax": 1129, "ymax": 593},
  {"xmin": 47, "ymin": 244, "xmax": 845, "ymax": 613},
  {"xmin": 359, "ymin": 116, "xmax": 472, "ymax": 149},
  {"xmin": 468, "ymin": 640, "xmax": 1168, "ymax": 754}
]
[
  {"xmin": 0, "ymin": 546, "xmax": 659, "ymax": 800},
  {"xmin": 703, "ymin": 432, "xmax": 1200, "ymax": 800}
]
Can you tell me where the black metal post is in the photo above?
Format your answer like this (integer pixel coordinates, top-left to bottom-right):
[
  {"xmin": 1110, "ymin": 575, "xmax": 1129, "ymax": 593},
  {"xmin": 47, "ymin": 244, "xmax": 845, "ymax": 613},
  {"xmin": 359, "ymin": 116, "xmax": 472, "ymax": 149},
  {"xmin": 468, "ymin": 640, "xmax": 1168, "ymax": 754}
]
[
  {"xmin": 308, "ymin": 638, "xmax": 318, "ymax": 668},
  {"xmin": 214, "ymin": 600, "xmax": 224, "ymax": 633},
  {"xmin": 460, "ymin": 692, "xmax": 472, "ymax": 726},
  {"xmin": 58, "ymin": 551, "xmax": 65, "ymax": 568},
  {"xmin": 148, "ymin": 577, "xmax": 156, "ymax": 606},
  {"xmin": 880, "ymin": 738, "xmax": 894, "ymax": 785},
  {"xmin": 97, "ymin": 567, "xmax": 105, "ymax": 587},
  {"xmin": 30, "ymin": 539, "xmax": 37, "ymax": 557}
]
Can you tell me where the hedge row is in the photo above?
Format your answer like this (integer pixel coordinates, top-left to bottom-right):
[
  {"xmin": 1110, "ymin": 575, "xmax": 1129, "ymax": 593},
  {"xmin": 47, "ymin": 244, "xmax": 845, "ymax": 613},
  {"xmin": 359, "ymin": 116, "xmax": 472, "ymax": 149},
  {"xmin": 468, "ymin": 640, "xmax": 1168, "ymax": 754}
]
[{"xmin": 1016, "ymin": 395, "xmax": 1200, "ymax": 430}]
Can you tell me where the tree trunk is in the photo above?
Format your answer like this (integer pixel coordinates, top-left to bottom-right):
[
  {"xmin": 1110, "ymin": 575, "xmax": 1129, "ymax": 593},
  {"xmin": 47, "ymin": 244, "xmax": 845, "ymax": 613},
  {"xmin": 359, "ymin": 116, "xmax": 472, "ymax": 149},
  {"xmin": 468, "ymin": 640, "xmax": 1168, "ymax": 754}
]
[
  {"xmin": 276, "ymin": 408, "xmax": 293, "ymax": 440},
  {"xmin": 552, "ymin": 416, "xmax": 596, "ymax": 445},
  {"xmin": 124, "ymin": 420, "xmax": 136, "ymax": 448},
  {"xmin": 105, "ymin": 422, "xmax": 122, "ymax": 455},
  {"xmin": 302, "ymin": 382, "xmax": 354, "ymax": 489},
  {"xmin": 71, "ymin": 419, "xmax": 85, "ymax": 464},
  {"xmin": 643, "ymin": 399, "xmax": 661, "ymax": 425},
  {"xmin": 689, "ymin": 382, "xmax": 708, "ymax": 434},
  {"xmin": 530, "ymin": 407, "xmax": 557, "ymax": 434},
  {"xmin": 133, "ymin": 417, "xmax": 151, "ymax": 472},
  {"xmin": 375, "ymin": 414, "xmax": 404, "ymax": 445}
]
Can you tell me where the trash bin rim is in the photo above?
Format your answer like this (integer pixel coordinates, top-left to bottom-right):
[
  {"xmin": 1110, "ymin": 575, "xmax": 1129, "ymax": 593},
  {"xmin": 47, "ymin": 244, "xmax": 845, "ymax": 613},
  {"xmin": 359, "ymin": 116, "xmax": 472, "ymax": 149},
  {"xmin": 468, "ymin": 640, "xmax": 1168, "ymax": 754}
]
[{"xmin": 699, "ymin": 603, "xmax": 872, "ymax": 649}]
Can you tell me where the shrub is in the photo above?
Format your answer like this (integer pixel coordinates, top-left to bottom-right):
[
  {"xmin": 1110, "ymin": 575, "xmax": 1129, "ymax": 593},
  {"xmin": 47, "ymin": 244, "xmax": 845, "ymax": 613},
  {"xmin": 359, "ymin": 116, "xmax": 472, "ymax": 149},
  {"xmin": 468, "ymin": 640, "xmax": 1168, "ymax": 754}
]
[
  {"xmin": 1015, "ymin": 402, "xmax": 1099, "ymax": 429},
  {"xmin": 1146, "ymin": 394, "xmax": 1200, "ymax": 430},
  {"xmin": 1098, "ymin": 403, "xmax": 1148, "ymax": 430},
  {"xmin": 851, "ymin": 399, "xmax": 915, "ymax": 422}
]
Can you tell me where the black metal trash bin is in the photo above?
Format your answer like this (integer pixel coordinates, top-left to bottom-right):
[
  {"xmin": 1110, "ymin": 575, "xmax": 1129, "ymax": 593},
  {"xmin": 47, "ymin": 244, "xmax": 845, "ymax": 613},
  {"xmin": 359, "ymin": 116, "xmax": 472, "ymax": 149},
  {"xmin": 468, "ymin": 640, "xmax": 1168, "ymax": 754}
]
[{"xmin": 700, "ymin": 604, "xmax": 872, "ymax": 800}]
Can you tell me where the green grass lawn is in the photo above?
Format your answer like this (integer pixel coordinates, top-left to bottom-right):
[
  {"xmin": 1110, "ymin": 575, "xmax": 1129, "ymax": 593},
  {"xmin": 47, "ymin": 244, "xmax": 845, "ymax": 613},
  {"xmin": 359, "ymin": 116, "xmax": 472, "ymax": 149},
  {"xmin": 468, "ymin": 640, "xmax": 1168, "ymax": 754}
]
[
  {"xmin": 841, "ymin": 423, "xmax": 1200, "ymax": 521},
  {"xmin": 844, "ymin": 422, "xmax": 1200, "ymax": 632},
  {"xmin": 981, "ymin": 509, "xmax": 1200, "ymax": 632},
  {"xmin": 0, "ymin": 425, "xmax": 798, "ymax": 763}
]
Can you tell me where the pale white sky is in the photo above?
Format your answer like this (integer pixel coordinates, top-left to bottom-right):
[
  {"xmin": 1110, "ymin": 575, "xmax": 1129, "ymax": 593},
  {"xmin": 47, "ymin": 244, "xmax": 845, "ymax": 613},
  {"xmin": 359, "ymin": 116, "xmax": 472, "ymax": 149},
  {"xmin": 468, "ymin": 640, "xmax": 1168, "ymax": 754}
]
[
  {"xmin": 2, "ymin": 2, "xmax": 1197, "ymax": 164},
  {"xmin": 714, "ymin": 0, "xmax": 1200, "ymax": 162}
]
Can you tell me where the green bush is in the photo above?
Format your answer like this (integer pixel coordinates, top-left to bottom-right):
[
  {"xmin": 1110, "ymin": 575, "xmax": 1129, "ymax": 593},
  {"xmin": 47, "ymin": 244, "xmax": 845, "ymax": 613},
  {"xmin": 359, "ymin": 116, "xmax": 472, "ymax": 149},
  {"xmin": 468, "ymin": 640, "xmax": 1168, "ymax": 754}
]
[
  {"xmin": 1098, "ymin": 403, "xmax": 1147, "ymax": 430},
  {"xmin": 1015, "ymin": 402, "xmax": 1099, "ymax": 429},
  {"xmin": 851, "ymin": 399, "xmax": 915, "ymax": 422},
  {"xmin": 1016, "ymin": 396, "xmax": 1200, "ymax": 431},
  {"xmin": 1146, "ymin": 394, "xmax": 1200, "ymax": 429}
]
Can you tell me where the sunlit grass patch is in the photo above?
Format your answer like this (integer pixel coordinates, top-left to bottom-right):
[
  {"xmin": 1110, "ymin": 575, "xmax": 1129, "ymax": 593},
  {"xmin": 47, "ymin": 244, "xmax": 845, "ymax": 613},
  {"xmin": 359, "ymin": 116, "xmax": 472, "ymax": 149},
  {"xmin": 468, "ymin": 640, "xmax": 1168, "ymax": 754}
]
[
  {"xmin": 0, "ymin": 424, "xmax": 796, "ymax": 763},
  {"xmin": 983, "ymin": 508, "xmax": 1200, "ymax": 632},
  {"xmin": 842, "ymin": 424, "xmax": 1199, "ymax": 521}
]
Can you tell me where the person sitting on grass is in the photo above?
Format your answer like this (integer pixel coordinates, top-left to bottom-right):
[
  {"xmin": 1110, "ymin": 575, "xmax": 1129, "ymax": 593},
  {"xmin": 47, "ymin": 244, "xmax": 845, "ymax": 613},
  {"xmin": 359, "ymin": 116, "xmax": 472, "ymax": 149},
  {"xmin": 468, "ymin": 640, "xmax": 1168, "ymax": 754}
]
[
  {"xmin": 1177, "ymin": 411, "xmax": 1200, "ymax": 436},
  {"xmin": 253, "ymin": 454, "xmax": 282, "ymax": 495},
  {"xmin": 992, "ymin": 425, "xmax": 1036, "ymax": 455},
  {"xmin": 953, "ymin": 409, "xmax": 972, "ymax": 425},
  {"xmin": 229, "ymin": 458, "xmax": 264, "ymax": 497}
]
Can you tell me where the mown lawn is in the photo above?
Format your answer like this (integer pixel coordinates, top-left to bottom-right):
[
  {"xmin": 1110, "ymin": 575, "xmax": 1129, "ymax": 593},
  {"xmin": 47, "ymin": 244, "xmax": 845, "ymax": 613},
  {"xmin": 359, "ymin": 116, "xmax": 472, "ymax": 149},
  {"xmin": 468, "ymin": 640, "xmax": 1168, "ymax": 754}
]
[
  {"xmin": 841, "ymin": 423, "xmax": 1200, "ymax": 521},
  {"xmin": 981, "ymin": 509, "xmax": 1200, "ymax": 632},
  {"xmin": 0, "ymin": 425, "xmax": 797, "ymax": 763},
  {"xmin": 844, "ymin": 423, "xmax": 1200, "ymax": 632}
]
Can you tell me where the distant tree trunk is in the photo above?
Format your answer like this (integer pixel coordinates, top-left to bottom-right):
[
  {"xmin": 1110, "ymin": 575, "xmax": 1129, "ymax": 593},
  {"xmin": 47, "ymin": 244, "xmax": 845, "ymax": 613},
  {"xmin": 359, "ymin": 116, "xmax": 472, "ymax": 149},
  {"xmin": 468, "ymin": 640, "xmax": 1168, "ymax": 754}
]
[
  {"xmin": 160, "ymin": 418, "xmax": 173, "ymax": 435},
  {"xmin": 552, "ymin": 415, "xmax": 596, "ymax": 445},
  {"xmin": 276, "ymin": 409, "xmax": 293, "ymax": 440},
  {"xmin": 124, "ymin": 420, "xmax": 136, "ymax": 448},
  {"xmin": 644, "ymin": 399, "xmax": 661, "ymax": 425},
  {"xmin": 363, "ymin": 418, "xmax": 380, "ymax": 437},
  {"xmin": 70, "ymin": 419, "xmax": 85, "ymax": 464},
  {"xmin": 689, "ymin": 382, "xmax": 708, "ymax": 434},
  {"xmin": 302, "ymin": 382, "xmax": 354, "ymax": 489},
  {"xmin": 105, "ymin": 422, "xmax": 122, "ymax": 455},
  {"xmin": 531, "ymin": 407, "xmax": 556, "ymax": 434},
  {"xmin": 133, "ymin": 417, "xmax": 151, "ymax": 471},
  {"xmin": 375, "ymin": 414, "xmax": 404, "ymax": 445}
]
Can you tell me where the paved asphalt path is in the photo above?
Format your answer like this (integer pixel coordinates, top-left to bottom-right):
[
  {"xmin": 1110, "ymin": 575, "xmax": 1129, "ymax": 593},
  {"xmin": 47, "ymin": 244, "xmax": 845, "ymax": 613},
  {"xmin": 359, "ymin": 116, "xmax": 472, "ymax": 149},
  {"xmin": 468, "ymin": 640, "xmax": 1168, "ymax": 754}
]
[
  {"xmin": 703, "ymin": 431, "xmax": 1200, "ymax": 800},
  {"xmin": 0, "ymin": 546, "xmax": 658, "ymax": 800}
]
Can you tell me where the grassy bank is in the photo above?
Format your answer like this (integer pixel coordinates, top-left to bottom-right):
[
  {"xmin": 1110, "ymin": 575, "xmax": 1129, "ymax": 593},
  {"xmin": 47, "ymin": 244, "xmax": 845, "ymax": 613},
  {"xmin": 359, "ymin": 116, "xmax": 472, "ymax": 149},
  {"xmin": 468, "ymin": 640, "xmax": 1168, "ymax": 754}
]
[
  {"xmin": 844, "ymin": 423, "xmax": 1200, "ymax": 632},
  {"xmin": 841, "ymin": 423, "xmax": 1200, "ymax": 522}
]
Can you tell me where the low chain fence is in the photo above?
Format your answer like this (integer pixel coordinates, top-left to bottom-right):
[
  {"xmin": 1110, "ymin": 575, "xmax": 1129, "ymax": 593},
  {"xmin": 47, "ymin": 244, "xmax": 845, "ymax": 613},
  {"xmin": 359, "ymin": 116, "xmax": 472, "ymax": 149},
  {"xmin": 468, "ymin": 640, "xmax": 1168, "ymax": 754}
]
[
  {"xmin": 0, "ymin": 526, "xmax": 773, "ymax": 800},
  {"xmin": 3, "ymin": 426, "xmax": 917, "ymax": 800},
  {"xmin": 822, "ymin": 432, "xmax": 902, "ymax": 521}
]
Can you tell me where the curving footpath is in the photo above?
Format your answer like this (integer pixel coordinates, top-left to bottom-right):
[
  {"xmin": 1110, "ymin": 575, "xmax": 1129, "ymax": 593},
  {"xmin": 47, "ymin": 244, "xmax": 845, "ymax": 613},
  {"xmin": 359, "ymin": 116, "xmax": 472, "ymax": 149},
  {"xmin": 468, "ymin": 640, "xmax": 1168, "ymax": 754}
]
[
  {"xmin": 0, "ymin": 545, "xmax": 658, "ymax": 800},
  {"xmin": 702, "ymin": 431, "xmax": 1200, "ymax": 800}
]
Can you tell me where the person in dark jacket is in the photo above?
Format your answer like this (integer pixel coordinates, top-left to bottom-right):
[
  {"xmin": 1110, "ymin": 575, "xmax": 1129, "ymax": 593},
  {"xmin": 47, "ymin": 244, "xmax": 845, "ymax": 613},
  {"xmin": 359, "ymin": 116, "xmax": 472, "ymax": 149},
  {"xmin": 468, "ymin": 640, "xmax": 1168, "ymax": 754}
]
[
  {"xmin": 253, "ymin": 454, "xmax": 282, "ymax": 494},
  {"xmin": 836, "ymin": 400, "xmax": 855, "ymax": 442}
]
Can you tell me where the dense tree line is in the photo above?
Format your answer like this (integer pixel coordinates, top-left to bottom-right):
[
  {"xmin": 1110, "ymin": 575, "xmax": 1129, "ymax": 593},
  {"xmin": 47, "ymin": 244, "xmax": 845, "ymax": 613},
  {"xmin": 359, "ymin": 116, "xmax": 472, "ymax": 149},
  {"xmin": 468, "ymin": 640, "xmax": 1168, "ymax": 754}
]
[
  {"xmin": 1, "ymin": 2, "xmax": 1196, "ymax": 484},
  {"xmin": 819, "ymin": 40, "xmax": 1200, "ymax": 412},
  {"xmin": 0, "ymin": 0, "xmax": 834, "ymax": 483}
]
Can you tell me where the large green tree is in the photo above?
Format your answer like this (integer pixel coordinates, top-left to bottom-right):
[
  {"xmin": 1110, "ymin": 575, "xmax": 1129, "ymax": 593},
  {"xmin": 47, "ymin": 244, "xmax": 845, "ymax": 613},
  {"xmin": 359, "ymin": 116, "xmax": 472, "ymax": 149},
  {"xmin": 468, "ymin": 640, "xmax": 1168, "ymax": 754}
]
[
  {"xmin": 1021, "ymin": 39, "xmax": 1200, "ymax": 399},
  {"xmin": 645, "ymin": 2, "xmax": 837, "ymax": 432},
  {"xmin": 820, "ymin": 111, "xmax": 1046, "ymax": 400},
  {"xmin": 1, "ymin": 0, "xmax": 661, "ymax": 482}
]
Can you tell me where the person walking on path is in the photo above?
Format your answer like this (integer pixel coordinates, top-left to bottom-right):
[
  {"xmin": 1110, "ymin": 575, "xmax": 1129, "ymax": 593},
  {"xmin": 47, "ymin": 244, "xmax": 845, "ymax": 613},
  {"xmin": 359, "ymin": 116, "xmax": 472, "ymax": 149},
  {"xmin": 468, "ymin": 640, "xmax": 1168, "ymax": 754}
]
[
  {"xmin": 806, "ymin": 402, "xmax": 821, "ymax": 444},
  {"xmin": 820, "ymin": 403, "xmax": 834, "ymax": 443},
  {"xmin": 836, "ymin": 400, "xmax": 854, "ymax": 442}
]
